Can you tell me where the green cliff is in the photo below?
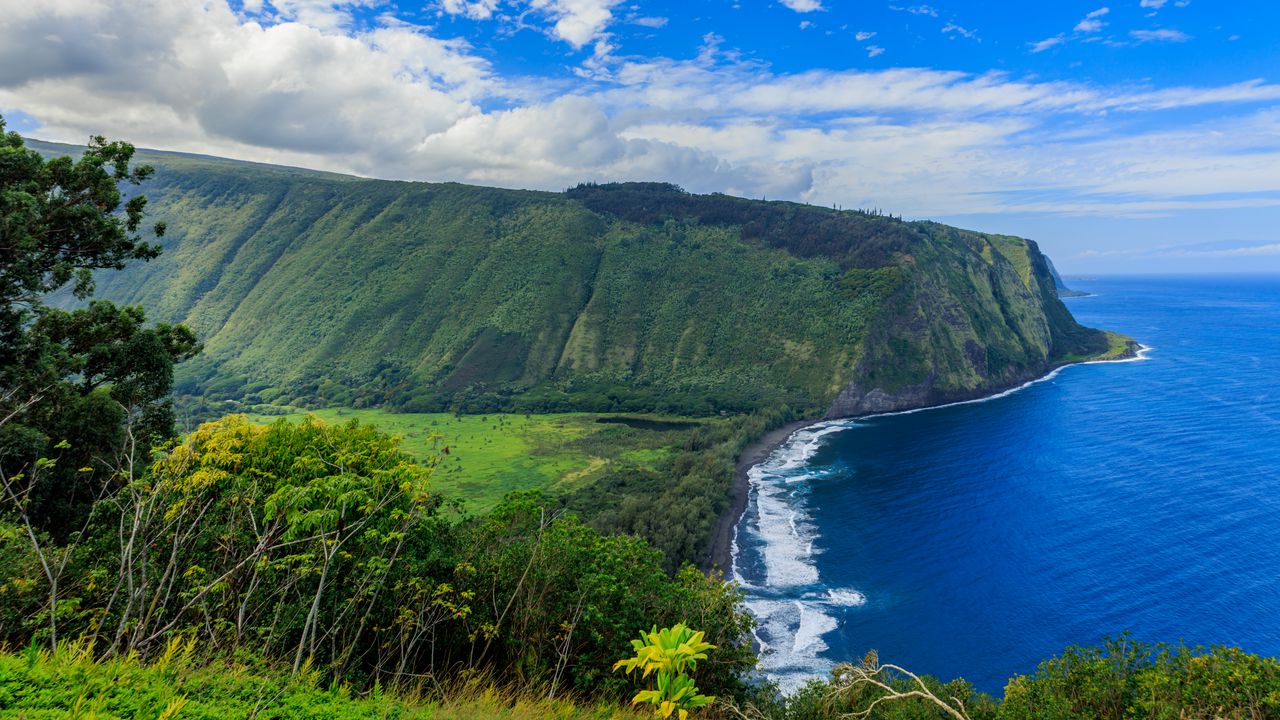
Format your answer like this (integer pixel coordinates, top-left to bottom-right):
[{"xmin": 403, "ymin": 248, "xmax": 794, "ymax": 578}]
[{"xmin": 31, "ymin": 140, "xmax": 1124, "ymax": 417}]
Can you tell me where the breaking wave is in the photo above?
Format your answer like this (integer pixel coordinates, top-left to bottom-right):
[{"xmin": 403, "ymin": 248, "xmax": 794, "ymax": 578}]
[{"xmin": 732, "ymin": 422, "xmax": 859, "ymax": 692}]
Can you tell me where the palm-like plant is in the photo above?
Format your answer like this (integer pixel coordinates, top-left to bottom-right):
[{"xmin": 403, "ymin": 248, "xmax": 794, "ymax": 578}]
[{"xmin": 612, "ymin": 623, "xmax": 716, "ymax": 719}]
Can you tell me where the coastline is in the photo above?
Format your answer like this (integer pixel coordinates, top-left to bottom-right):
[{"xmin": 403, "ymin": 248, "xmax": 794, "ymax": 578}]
[
  {"xmin": 708, "ymin": 418, "xmax": 816, "ymax": 573},
  {"xmin": 708, "ymin": 341, "xmax": 1147, "ymax": 574}
]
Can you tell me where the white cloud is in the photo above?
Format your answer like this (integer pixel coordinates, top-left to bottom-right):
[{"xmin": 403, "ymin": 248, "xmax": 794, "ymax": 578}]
[
  {"xmin": 528, "ymin": 0, "xmax": 623, "ymax": 48},
  {"xmin": 435, "ymin": 0, "xmax": 622, "ymax": 47},
  {"xmin": 630, "ymin": 16, "xmax": 667, "ymax": 28},
  {"xmin": 1139, "ymin": 0, "xmax": 1167, "ymax": 8},
  {"xmin": 942, "ymin": 22, "xmax": 977, "ymax": 40},
  {"xmin": 855, "ymin": 30, "xmax": 876, "ymax": 41},
  {"xmin": 1130, "ymin": 28, "xmax": 1191, "ymax": 43},
  {"xmin": 1029, "ymin": 35, "xmax": 1065, "ymax": 53},
  {"xmin": 889, "ymin": 5, "xmax": 939, "ymax": 17},
  {"xmin": 439, "ymin": 0, "xmax": 501, "ymax": 20},
  {"xmin": 779, "ymin": 0, "xmax": 824, "ymax": 12},
  {"xmin": 1074, "ymin": 7, "xmax": 1109, "ymax": 33},
  {"xmin": 2, "ymin": 0, "xmax": 1278, "ymax": 220}
]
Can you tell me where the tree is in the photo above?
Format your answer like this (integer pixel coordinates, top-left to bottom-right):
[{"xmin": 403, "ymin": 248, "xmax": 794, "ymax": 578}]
[
  {"xmin": 0, "ymin": 115, "xmax": 199, "ymax": 537},
  {"xmin": 0, "ymin": 115, "xmax": 199, "ymax": 649}
]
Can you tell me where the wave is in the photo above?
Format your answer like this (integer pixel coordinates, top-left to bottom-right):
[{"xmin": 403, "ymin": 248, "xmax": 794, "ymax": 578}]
[
  {"xmin": 733, "ymin": 422, "xmax": 858, "ymax": 692},
  {"xmin": 731, "ymin": 348, "xmax": 1153, "ymax": 692},
  {"xmin": 860, "ymin": 345, "xmax": 1154, "ymax": 421}
]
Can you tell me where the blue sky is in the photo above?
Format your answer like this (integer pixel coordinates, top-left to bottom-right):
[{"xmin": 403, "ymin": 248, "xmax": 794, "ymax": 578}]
[{"xmin": 2, "ymin": 0, "xmax": 1278, "ymax": 272}]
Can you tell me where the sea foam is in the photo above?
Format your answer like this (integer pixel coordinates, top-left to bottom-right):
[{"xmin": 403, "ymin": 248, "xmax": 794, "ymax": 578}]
[
  {"xmin": 733, "ymin": 422, "xmax": 857, "ymax": 692},
  {"xmin": 729, "ymin": 348, "xmax": 1156, "ymax": 693}
]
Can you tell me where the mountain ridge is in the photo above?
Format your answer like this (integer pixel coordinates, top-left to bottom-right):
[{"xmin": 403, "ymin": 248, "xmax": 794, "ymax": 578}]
[{"xmin": 28, "ymin": 138, "xmax": 1128, "ymax": 419}]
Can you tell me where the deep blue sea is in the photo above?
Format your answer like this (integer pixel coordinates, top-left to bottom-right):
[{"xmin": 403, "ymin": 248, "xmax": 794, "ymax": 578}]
[{"xmin": 732, "ymin": 275, "xmax": 1280, "ymax": 695}]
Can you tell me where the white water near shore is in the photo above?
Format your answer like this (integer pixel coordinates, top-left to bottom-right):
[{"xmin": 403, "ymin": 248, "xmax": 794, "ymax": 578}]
[
  {"xmin": 731, "ymin": 347, "xmax": 1153, "ymax": 692},
  {"xmin": 731, "ymin": 422, "xmax": 862, "ymax": 691}
]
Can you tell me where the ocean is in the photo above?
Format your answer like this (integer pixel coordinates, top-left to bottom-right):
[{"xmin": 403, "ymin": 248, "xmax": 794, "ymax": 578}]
[{"xmin": 731, "ymin": 275, "xmax": 1280, "ymax": 695}]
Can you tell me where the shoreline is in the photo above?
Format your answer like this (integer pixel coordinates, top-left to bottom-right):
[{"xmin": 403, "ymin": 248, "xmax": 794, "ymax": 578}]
[
  {"xmin": 707, "ymin": 418, "xmax": 816, "ymax": 573},
  {"xmin": 708, "ymin": 343, "xmax": 1148, "ymax": 573}
]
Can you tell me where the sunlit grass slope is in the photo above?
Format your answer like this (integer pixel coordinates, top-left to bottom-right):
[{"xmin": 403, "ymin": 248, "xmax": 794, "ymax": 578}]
[
  {"xmin": 243, "ymin": 409, "xmax": 709, "ymax": 513},
  {"xmin": 26, "ymin": 138, "xmax": 1118, "ymax": 418}
]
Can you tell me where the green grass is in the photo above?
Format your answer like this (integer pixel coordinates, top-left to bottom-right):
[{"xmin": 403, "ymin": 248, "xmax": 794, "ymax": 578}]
[
  {"xmin": 0, "ymin": 642, "xmax": 642, "ymax": 720},
  {"xmin": 243, "ymin": 409, "xmax": 702, "ymax": 513},
  {"xmin": 1056, "ymin": 330, "xmax": 1139, "ymax": 364}
]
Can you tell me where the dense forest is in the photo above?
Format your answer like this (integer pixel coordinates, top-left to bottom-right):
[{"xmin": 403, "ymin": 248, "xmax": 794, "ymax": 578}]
[{"xmin": 6, "ymin": 122, "xmax": 1273, "ymax": 720}]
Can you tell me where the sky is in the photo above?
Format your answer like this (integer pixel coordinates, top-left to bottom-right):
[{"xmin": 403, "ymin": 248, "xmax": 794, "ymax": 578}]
[{"xmin": 1, "ymin": 0, "xmax": 1278, "ymax": 273}]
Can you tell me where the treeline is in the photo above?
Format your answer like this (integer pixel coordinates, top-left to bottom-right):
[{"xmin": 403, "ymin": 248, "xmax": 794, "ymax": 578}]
[{"xmin": 564, "ymin": 182, "xmax": 914, "ymax": 269}]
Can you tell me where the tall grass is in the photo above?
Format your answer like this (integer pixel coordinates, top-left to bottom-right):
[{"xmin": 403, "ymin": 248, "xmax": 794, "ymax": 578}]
[{"xmin": 0, "ymin": 641, "xmax": 644, "ymax": 719}]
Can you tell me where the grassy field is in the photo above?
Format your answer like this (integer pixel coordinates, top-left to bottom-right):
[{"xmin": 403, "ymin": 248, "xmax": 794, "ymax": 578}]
[
  {"xmin": 0, "ymin": 642, "xmax": 643, "ymax": 720},
  {"xmin": 243, "ymin": 408, "xmax": 711, "ymax": 513}
]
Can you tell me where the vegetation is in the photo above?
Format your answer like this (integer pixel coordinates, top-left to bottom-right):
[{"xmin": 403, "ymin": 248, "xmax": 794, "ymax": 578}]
[
  {"xmin": 25, "ymin": 140, "xmax": 1118, "ymax": 421},
  {"xmin": 613, "ymin": 624, "xmax": 717, "ymax": 720},
  {"xmin": 0, "ymin": 415, "xmax": 755, "ymax": 698},
  {"xmin": 240, "ymin": 409, "xmax": 706, "ymax": 514},
  {"xmin": 783, "ymin": 636, "xmax": 1280, "ymax": 720},
  {"xmin": 237, "ymin": 407, "xmax": 785, "ymax": 569},
  {"xmin": 3, "ymin": 122, "xmax": 1276, "ymax": 720},
  {"xmin": 4, "ymin": 631, "xmax": 1279, "ymax": 719},
  {"xmin": 1, "ymin": 122, "xmax": 200, "ymax": 541},
  {"xmin": 0, "ymin": 639, "xmax": 644, "ymax": 719}
]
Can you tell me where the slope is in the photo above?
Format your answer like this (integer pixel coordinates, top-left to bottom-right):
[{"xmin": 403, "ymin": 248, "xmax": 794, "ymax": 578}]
[{"xmin": 29, "ymin": 139, "xmax": 1125, "ymax": 420}]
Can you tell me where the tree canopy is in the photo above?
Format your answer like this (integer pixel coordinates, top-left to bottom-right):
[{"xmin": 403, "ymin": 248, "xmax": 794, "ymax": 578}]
[{"xmin": 0, "ymin": 115, "xmax": 199, "ymax": 536}]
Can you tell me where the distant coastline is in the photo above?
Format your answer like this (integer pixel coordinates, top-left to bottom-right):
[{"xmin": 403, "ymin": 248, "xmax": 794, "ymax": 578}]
[{"xmin": 710, "ymin": 342, "xmax": 1147, "ymax": 573}]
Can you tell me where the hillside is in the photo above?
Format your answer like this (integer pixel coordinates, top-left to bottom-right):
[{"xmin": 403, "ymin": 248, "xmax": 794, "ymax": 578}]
[{"xmin": 28, "ymin": 140, "xmax": 1123, "ymax": 419}]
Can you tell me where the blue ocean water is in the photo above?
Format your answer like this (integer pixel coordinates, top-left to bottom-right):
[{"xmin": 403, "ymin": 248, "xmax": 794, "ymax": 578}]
[{"xmin": 732, "ymin": 275, "xmax": 1280, "ymax": 695}]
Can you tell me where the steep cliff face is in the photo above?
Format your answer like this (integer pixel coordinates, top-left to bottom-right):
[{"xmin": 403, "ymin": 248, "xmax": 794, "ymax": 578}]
[
  {"xmin": 31, "ymin": 140, "xmax": 1120, "ymax": 416},
  {"xmin": 824, "ymin": 226, "xmax": 1113, "ymax": 418}
]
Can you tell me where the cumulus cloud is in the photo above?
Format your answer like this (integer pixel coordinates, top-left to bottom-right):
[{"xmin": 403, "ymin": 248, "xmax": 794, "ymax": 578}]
[
  {"xmin": 439, "ymin": 0, "xmax": 501, "ymax": 20},
  {"xmin": 527, "ymin": 0, "xmax": 624, "ymax": 47},
  {"xmin": 2, "ymin": 0, "xmax": 1278, "ymax": 219},
  {"xmin": 854, "ymin": 30, "xmax": 876, "ymax": 41},
  {"xmin": 779, "ymin": 0, "xmax": 824, "ymax": 12}
]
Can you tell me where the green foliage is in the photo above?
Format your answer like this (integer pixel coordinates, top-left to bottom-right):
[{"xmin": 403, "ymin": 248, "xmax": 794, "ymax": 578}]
[
  {"xmin": 22, "ymin": 139, "xmax": 1115, "ymax": 418},
  {"xmin": 0, "ymin": 640, "xmax": 645, "ymax": 719},
  {"xmin": 613, "ymin": 623, "xmax": 716, "ymax": 719},
  {"xmin": 0, "ymin": 416, "xmax": 756, "ymax": 701},
  {"xmin": 441, "ymin": 493, "xmax": 756, "ymax": 697},
  {"xmin": 1, "ymin": 119, "xmax": 200, "ymax": 538},
  {"xmin": 236, "ymin": 407, "xmax": 767, "ymax": 569},
  {"xmin": 998, "ymin": 636, "xmax": 1280, "ymax": 720},
  {"xmin": 774, "ymin": 637, "xmax": 1280, "ymax": 720},
  {"xmin": 241, "ymin": 408, "xmax": 699, "ymax": 514}
]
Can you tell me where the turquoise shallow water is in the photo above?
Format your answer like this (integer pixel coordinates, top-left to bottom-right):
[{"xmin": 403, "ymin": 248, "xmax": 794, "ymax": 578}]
[{"xmin": 732, "ymin": 275, "xmax": 1280, "ymax": 694}]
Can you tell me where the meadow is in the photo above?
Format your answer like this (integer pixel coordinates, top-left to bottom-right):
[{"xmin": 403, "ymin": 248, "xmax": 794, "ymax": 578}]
[{"xmin": 244, "ymin": 408, "xmax": 708, "ymax": 513}]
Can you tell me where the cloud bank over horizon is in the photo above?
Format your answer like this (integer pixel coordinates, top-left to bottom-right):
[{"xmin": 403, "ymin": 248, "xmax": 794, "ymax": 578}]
[{"xmin": 2, "ymin": 0, "xmax": 1277, "ymax": 271}]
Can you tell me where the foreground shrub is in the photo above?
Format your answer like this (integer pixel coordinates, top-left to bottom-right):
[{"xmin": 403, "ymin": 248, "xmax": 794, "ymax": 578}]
[
  {"xmin": 613, "ymin": 623, "xmax": 716, "ymax": 719},
  {"xmin": 0, "ymin": 415, "xmax": 756, "ymax": 703},
  {"xmin": 999, "ymin": 636, "xmax": 1280, "ymax": 720}
]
